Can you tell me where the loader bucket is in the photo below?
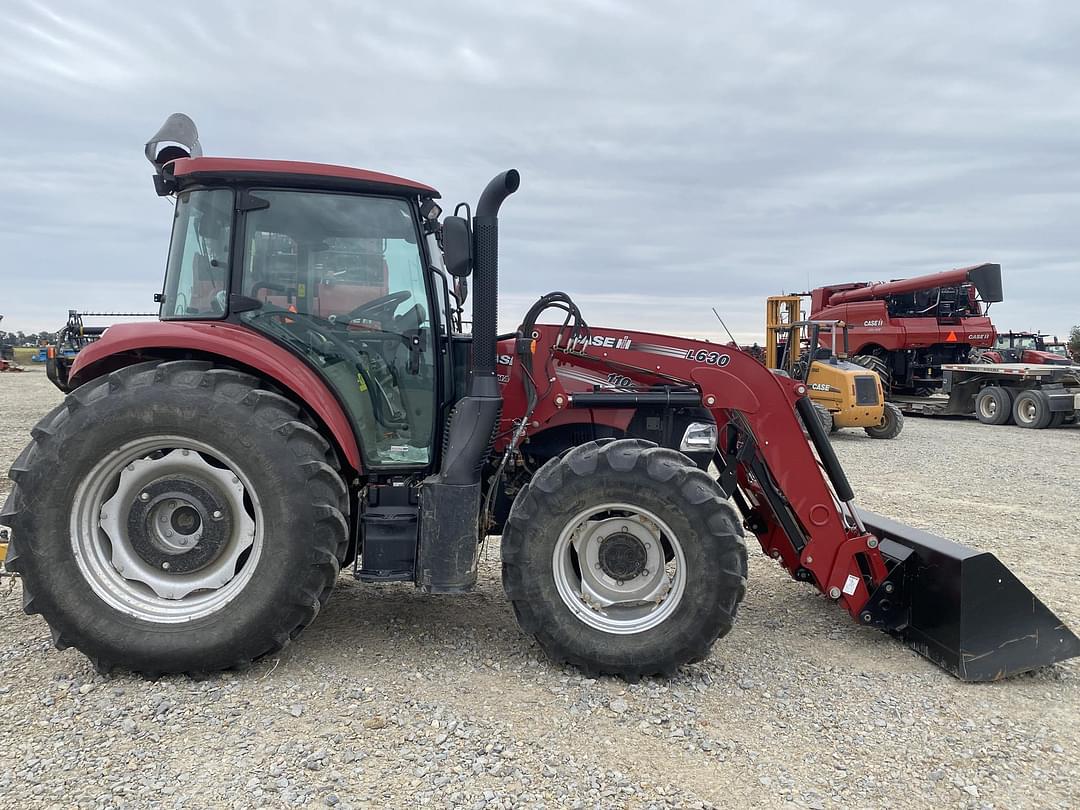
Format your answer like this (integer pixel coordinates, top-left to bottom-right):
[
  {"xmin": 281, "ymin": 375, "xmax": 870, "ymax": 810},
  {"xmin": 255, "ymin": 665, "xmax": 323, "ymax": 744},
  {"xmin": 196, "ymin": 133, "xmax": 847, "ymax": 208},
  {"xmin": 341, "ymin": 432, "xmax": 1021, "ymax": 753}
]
[{"xmin": 856, "ymin": 508, "xmax": 1080, "ymax": 681}]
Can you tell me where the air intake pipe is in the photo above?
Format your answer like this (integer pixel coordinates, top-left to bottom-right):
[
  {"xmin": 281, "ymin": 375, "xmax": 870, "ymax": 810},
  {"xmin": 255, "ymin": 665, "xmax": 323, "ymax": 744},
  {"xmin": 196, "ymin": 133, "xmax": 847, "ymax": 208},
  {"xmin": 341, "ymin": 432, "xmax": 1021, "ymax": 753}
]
[{"xmin": 417, "ymin": 170, "xmax": 519, "ymax": 594}]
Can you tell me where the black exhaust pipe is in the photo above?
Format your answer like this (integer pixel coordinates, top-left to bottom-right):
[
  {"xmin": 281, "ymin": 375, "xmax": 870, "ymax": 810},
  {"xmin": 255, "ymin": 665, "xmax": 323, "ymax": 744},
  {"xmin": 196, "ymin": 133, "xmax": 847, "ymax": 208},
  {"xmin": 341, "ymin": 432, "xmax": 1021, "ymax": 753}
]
[
  {"xmin": 469, "ymin": 169, "xmax": 520, "ymax": 397},
  {"xmin": 417, "ymin": 170, "xmax": 519, "ymax": 593}
]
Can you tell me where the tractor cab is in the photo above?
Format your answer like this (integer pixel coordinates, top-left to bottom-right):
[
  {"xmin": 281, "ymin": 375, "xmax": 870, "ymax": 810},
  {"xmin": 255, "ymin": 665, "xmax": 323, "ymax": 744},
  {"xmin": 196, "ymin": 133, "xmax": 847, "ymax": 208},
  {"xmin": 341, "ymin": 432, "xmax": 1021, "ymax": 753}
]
[
  {"xmin": 991, "ymin": 331, "xmax": 1071, "ymax": 365},
  {"xmin": 160, "ymin": 179, "xmax": 451, "ymax": 467}
]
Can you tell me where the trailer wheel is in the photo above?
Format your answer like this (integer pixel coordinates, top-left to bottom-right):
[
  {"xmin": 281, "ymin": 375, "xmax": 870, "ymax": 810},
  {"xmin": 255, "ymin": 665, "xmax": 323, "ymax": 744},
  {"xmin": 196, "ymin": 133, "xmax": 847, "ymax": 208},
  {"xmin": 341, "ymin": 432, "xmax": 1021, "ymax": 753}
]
[
  {"xmin": 1, "ymin": 361, "xmax": 349, "ymax": 676},
  {"xmin": 1013, "ymin": 389, "xmax": 1053, "ymax": 429},
  {"xmin": 864, "ymin": 402, "xmax": 904, "ymax": 439},
  {"xmin": 975, "ymin": 386, "xmax": 1013, "ymax": 426},
  {"xmin": 501, "ymin": 439, "xmax": 747, "ymax": 680}
]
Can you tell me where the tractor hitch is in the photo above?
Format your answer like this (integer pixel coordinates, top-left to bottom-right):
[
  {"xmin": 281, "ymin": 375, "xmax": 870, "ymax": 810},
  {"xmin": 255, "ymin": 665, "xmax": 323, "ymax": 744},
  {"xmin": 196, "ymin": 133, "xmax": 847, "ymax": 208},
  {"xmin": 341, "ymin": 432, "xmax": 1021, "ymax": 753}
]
[{"xmin": 856, "ymin": 507, "xmax": 1080, "ymax": 681}]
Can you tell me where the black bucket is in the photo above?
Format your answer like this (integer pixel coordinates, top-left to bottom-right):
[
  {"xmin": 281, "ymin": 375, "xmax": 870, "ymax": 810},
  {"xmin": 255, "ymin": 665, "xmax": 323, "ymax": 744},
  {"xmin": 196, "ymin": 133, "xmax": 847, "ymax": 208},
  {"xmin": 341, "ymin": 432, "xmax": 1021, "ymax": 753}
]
[{"xmin": 856, "ymin": 508, "xmax": 1080, "ymax": 681}]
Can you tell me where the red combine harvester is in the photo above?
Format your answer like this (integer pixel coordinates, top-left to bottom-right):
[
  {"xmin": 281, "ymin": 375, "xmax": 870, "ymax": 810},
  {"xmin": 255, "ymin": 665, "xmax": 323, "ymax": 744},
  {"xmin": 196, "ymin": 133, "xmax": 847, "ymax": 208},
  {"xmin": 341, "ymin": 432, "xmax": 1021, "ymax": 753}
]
[
  {"xmin": 1, "ymin": 115, "xmax": 1076, "ymax": 682},
  {"xmin": 808, "ymin": 264, "xmax": 1002, "ymax": 394}
]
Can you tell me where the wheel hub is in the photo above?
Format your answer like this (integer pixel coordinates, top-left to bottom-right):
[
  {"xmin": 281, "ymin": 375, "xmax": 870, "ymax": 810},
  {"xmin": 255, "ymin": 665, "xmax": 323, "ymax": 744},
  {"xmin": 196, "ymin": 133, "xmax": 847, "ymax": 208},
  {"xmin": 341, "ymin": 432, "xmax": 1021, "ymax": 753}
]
[
  {"xmin": 556, "ymin": 507, "xmax": 682, "ymax": 634},
  {"xmin": 597, "ymin": 532, "xmax": 648, "ymax": 581},
  {"xmin": 98, "ymin": 448, "xmax": 256, "ymax": 601},
  {"xmin": 125, "ymin": 477, "xmax": 233, "ymax": 574}
]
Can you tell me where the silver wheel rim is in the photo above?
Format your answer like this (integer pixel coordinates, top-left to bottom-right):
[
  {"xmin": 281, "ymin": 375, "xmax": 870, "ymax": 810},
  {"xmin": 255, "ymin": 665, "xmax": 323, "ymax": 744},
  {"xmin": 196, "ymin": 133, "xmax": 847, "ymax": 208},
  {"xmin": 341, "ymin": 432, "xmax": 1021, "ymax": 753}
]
[
  {"xmin": 552, "ymin": 502, "xmax": 686, "ymax": 635},
  {"xmin": 980, "ymin": 397, "xmax": 997, "ymax": 418},
  {"xmin": 1018, "ymin": 399, "xmax": 1036, "ymax": 423},
  {"xmin": 71, "ymin": 436, "xmax": 263, "ymax": 624}
]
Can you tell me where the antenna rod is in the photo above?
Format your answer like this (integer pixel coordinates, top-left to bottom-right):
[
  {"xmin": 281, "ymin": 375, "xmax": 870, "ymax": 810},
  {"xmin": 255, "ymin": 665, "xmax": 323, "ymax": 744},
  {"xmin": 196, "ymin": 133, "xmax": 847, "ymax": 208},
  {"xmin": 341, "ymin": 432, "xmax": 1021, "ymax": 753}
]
[{"xmin": 711, "ymin": 307, "xmax": 737, "ymax": 344}]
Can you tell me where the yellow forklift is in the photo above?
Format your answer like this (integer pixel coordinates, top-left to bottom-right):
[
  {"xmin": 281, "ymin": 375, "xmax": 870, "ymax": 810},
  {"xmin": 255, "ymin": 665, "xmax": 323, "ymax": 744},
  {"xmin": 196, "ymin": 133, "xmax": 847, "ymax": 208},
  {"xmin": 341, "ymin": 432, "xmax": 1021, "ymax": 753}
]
[{"xmin": 766, "ymin": 295, "xmax": 903, "ymax": 439}]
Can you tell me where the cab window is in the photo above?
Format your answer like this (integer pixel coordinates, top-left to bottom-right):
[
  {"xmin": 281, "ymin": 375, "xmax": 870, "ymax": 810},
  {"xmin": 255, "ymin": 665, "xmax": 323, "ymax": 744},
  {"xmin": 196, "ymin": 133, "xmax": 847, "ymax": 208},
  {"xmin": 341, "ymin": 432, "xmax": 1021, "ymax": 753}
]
[{"xmin": 239, "ymin": 191, "xmax": 435, "ymax": 468}]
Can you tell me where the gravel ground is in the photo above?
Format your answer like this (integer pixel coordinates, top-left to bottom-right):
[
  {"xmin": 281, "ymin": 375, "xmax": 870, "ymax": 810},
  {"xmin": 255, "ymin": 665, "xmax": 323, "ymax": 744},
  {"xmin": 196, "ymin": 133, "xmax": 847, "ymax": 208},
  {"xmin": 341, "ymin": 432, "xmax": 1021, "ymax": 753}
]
[{"xmin": 1, "ymin": 366, "xmax": 1077, "ymax": 809}]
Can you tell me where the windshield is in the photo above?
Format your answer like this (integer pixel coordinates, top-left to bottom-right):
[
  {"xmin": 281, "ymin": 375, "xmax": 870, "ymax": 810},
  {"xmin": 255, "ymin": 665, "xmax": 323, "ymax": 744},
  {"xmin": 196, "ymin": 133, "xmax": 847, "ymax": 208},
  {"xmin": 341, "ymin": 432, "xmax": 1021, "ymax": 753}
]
[
  {"xmin": 239, "ymin": 190, "xmax": 435, "ymax": 468},
  {"xmin": 161, "ymin": 189, "xmax": 233, "ymax": 319}
]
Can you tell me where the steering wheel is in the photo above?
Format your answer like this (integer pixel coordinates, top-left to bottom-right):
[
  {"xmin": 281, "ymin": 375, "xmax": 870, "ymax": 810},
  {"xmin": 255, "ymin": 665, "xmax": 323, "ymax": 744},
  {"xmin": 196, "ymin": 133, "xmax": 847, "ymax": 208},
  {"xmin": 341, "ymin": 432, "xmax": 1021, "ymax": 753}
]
[{"xmin": 343, "ymin": 291, "xmax": 412, "ymax": 323}]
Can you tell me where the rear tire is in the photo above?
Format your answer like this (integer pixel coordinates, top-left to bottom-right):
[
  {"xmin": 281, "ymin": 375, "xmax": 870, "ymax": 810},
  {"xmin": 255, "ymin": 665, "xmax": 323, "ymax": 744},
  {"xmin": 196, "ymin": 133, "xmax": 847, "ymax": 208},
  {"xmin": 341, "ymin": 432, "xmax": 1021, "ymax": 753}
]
[
  {"xmin": 864, "ymin": 402, "xmax": 904, "ymax": 439},
  {"xmin": 501, "ymin": 439, "xmax": 747, "ymax": 680},
  {"xmin": 0, "ymin": 361, "xmax": 349, "ymax": 676},
  {"xmin": 975, "ymin": 386, "xmax": 1013, "ymax": 426},
  {"xmin": 1013, "ymin": 389, "xmax": 1053, "ymax": 429}
]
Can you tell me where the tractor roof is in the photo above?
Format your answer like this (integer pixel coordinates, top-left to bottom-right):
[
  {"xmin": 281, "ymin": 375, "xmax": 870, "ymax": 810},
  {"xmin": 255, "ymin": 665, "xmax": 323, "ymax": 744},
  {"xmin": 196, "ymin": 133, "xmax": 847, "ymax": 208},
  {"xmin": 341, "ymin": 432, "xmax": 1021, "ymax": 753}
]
[{"xmin": 169, "ymin": 157, "xmax": 440, "ymax": 199}]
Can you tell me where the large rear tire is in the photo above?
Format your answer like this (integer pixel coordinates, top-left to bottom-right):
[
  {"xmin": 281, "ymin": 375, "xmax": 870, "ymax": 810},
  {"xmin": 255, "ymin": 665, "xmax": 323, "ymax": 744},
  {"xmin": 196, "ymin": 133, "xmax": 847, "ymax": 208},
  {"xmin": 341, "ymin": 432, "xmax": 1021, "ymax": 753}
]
[
  {"xmin": 501, "ymin": 439, "xmax": 747, "ymax": 680},
  {"xmin": 0, "ymin": 361, "xmax": 349, "ymax": 676},
  {"xmin": 864, "ymin": 402, "xmax": 904, "ymax": 439}
]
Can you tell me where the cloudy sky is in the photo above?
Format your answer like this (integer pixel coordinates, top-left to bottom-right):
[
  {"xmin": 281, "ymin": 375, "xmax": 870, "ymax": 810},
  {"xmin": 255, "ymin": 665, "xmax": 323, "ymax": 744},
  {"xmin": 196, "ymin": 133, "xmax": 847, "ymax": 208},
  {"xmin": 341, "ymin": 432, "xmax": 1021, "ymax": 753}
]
[{"xmin": 1, "ymin": 1, "xmax": 1077, "ymax": 342}]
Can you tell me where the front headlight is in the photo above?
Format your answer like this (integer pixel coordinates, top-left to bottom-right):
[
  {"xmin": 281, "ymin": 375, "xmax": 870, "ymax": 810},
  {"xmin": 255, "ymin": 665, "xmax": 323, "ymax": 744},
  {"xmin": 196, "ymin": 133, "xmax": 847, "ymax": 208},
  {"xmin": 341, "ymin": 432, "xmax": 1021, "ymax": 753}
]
[{"xmin": 679, "ymin": 422, "xmax": 717, "ymax": 453}]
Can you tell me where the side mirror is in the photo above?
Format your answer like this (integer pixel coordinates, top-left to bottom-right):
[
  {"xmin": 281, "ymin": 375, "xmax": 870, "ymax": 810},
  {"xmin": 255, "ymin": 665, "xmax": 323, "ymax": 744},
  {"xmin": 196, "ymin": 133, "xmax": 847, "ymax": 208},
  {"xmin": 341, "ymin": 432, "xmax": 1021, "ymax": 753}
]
[{"xmin": 442, "ymin": 216, "xmax": 472, "ymax": 277}]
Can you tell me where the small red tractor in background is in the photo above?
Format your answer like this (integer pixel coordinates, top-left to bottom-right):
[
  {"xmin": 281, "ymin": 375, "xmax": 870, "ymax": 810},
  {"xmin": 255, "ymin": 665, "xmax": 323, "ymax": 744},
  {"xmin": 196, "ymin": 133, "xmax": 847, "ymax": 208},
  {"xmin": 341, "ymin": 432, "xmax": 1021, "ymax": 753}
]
[
  {"xmin": 807, "ymin": 264, "xmax": 1002, "ymax": 394},
  {"xmin": 976, "ymin": 331, "xmax": 1074, "ymax": 366},
  {"xmin": 1, "ymin": 115, "xmax": 1076, "ymax": 682}
]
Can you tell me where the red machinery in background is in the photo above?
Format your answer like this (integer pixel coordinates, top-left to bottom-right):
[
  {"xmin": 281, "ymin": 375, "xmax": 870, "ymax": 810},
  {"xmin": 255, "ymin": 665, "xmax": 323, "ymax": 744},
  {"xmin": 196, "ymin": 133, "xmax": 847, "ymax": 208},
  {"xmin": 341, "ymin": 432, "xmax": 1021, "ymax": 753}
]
[{"xmin": 808, "ymin": 264, "xmax": 1002, "ymax": 393}]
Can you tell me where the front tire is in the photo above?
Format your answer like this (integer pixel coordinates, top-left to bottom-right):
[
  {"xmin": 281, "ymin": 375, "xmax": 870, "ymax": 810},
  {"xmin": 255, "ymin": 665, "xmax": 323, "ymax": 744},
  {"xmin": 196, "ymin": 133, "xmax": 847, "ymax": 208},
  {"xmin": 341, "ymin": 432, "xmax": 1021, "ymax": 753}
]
[
  {"xmin": 1, "ymin": 361, "xmax": 349, "ymax": 675},
  {"xmin": 864, "ymin": 402, "xmax": 904, "ymax": 439},
  {"xmin": 501, "ymin": 439, "xmax": 747, "ymax": 680}
]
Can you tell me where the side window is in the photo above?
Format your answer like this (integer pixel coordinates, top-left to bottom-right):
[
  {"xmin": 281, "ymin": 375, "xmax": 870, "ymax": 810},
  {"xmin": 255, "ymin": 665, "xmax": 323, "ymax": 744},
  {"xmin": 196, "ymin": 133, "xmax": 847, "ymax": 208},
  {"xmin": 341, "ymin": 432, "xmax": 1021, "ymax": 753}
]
[{"xmin": 161, "ymin": 189, "xmax": 233, "ymax": 319}]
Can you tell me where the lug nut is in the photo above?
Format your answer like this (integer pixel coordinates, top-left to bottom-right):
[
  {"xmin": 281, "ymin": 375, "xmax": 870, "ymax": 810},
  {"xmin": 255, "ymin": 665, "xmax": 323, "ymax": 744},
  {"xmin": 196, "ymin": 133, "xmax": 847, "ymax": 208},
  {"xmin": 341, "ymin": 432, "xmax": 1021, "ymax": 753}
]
[
  {"xmin": 139, "ymin": 492, "xmax": 150, "ymax": 502},
  {"xmin": 165, "ymin": 530, "xmax": 173, "ymax": 538},
  {"xmin": 160, "ymin": 515, "xmax": 168, "ymax": 523},
  {"xmin": 212, "ymin": 510, "xmax": 223, "ymax": 520},
  {"xmin": 861, "ymin": 612, "xmax": 873, "ymax": 623},
  {"xmin": 884, "ymin": 582, "xmax": 895, "ymax": 594},
  {"xmin": 162, "ymin": 562, "xmax": 171, "ymax": 570},
  {"xmin": 828, "ymin": 586, "xmax": 841, "ymax": 599},
  {"xmin": 181, "ymin": 449, "xmax": 190, "ymax": 456}
]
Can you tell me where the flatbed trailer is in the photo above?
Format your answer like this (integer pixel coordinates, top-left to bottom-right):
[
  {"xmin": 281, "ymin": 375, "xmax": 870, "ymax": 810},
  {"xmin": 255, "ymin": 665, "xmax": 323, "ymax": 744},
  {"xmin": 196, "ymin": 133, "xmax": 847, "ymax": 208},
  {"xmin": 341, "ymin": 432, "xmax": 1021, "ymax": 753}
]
[{"xmin": 892, "ymin": 362, "xmax": 1080, "ymax": 428}]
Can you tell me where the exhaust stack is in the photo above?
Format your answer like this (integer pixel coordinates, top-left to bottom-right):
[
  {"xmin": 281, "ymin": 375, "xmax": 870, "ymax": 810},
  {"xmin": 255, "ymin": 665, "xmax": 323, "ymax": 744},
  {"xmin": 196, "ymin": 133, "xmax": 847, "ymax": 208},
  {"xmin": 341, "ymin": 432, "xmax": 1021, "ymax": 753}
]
[
  {"xmin": 417, "ymin": 170, "xmax": 520, "ymax": 593},
  {"xmin": 469, "ymin": 169, "xmax": 521, "ymax": 397}
]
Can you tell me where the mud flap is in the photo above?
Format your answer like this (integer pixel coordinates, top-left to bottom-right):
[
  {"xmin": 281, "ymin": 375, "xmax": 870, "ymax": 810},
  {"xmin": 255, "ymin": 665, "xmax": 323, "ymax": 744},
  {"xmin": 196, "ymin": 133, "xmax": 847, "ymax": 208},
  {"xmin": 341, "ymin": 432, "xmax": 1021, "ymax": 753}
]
[{"xmin": 856, "ymin": 507, "xmax": 1080, "ymax": 681}]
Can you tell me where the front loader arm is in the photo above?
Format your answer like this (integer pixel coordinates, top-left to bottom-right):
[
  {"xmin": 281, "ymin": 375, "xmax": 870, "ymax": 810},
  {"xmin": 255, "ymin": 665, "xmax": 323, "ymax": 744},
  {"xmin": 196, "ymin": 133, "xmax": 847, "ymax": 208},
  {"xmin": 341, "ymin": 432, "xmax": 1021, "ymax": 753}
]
[
  {"xmin": 498, "ymin": 323, "xmax": 1079, "ymax": 681},
  {"xmin": 500, "ymin": 325, "xmax": 889, "ymax": 624}
]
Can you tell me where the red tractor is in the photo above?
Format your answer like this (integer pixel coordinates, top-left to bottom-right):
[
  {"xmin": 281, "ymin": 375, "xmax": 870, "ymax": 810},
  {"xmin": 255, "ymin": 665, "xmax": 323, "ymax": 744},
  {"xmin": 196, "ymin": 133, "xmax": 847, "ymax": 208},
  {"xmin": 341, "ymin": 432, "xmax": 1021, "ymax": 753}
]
[
  {"xmin": 977, "ymin": 331, "xmax": 1075, "ymax": 366},
  {"xmin": 807, "ymin": 264, "xmax": 1002, "ymax": 394},
  {"xmin": 1, "ymin": 115, "xmax": 1075, "ymax": 682}
]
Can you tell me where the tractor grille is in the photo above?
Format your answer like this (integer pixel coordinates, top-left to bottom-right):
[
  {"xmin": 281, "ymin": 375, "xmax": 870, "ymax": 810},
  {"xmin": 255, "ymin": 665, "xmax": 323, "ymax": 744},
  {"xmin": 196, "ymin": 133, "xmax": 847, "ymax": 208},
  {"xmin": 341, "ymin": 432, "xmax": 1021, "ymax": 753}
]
[{"xmin": 854, "ymin": 375, "xmax": 880, "ymax": 406}]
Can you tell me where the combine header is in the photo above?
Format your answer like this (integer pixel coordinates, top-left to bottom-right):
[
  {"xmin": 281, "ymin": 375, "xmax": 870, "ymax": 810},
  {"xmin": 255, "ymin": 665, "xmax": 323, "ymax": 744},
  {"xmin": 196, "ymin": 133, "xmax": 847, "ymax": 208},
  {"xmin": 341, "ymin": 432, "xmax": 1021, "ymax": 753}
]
[{"xmin": 1, "ymin": 115, "xmax": 1075, "ymax": 682}]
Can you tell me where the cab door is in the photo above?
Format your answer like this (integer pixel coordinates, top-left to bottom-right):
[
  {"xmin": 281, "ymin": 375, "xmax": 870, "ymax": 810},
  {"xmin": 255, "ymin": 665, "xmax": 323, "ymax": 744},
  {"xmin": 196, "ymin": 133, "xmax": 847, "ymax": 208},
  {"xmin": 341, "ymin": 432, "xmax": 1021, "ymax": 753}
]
[{"xmin": 236, "ymin": 190, "xmax": 437, "ymax": 469}]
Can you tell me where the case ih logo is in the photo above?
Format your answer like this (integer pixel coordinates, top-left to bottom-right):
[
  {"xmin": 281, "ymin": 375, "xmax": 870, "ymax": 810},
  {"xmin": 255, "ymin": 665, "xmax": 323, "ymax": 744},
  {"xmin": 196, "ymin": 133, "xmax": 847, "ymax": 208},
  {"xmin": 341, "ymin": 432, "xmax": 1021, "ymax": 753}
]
[
  {"xmin": 863, "ymin": 320, "xmax": 884, "ymax": 327},
  {"xmin": 967, "ymin": 333, "xmax": 990, "ymax": 340},
  {"xmin": 570, "ymin": 334, "xmax": 633, "ymax": 350}
]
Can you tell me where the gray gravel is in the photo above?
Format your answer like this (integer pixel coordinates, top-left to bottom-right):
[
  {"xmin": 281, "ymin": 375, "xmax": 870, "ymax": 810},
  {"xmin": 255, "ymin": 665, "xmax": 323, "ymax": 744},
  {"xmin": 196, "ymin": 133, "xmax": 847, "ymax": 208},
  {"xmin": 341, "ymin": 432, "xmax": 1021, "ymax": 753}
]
[{"xmin": 1, "ymin": 366, "xmax": 1078, "ymax": 809}]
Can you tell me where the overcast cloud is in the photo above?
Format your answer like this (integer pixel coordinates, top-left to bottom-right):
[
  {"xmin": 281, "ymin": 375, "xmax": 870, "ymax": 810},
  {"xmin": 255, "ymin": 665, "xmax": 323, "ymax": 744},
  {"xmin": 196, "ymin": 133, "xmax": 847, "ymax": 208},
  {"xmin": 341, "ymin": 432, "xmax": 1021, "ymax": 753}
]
[{"xmin": 0, "ymin": 0, "xmax": 1077, "ymax": 342}]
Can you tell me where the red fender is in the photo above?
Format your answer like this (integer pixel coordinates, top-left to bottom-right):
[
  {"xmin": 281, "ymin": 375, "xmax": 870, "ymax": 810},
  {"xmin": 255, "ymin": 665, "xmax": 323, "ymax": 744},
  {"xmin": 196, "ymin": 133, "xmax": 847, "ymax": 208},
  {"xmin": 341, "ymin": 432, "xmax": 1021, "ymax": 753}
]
[{"xmin": 68, "ymin": 321, "xmax": 363, "ymax": 471}]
